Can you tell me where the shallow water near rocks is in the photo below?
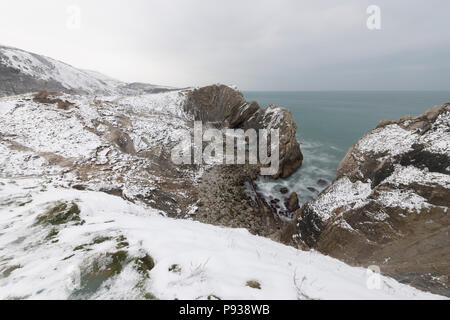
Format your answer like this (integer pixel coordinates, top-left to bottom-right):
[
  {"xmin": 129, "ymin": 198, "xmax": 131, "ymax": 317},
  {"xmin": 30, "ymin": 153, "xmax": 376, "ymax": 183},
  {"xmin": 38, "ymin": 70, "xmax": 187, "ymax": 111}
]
[{"xmin": 244, "ymin": 91, "xmax": 450, "ymax": 209}]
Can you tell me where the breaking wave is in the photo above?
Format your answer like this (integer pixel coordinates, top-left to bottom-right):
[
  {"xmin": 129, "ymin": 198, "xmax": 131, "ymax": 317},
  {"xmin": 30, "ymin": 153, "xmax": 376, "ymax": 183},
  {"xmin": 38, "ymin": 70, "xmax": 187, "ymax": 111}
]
[{"xmin": 254, "ymin": 137, "xmax": 343, "ymax": 215}]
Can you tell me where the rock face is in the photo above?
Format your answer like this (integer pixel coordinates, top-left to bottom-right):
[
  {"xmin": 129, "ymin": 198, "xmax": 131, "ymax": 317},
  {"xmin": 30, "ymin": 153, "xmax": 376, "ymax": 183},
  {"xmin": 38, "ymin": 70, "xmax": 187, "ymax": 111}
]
[
  {"xmin": 182, "ymin": 85, "xmax": 303, "ymax": 238},
  {"xmin": 285, "ymin": 104, "xmax": 450, "ymax": 296},
  {"xmin": 285, "ymin": 192, "xmax": 300, "ymax": 212},
  {"xmin": 184, "ymin": 85, "xmax": 303, "ymax": 178}
]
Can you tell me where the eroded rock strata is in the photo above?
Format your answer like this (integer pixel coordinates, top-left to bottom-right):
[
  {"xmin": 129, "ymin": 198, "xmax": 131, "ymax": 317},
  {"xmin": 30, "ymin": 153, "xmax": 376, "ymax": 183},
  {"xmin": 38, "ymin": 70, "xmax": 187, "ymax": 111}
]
[
  {"xmin": 184, "ymin": 85, "xmax": 303, "ymax": 178},
  {"xmin": 284, "ymin": 104, "xmax": 450, "ymax": 296}
]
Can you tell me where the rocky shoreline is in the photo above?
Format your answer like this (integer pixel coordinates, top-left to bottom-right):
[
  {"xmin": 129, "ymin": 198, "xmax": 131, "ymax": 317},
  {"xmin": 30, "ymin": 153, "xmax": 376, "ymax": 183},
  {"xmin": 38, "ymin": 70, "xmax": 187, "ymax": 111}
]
[
  {"xmin": 1, "ymin": 86, "xmax": 449, "ymax": 297},
  {"xmin": 1, "ymin": 45, "xmax": 448, "ymax": 297}
]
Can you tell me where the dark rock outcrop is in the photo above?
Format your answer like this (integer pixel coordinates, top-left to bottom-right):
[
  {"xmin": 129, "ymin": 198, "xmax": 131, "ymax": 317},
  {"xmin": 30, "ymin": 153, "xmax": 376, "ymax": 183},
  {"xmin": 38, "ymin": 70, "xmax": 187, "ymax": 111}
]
[
  {"xmin": 184, "ymin": 85, "xmax": 303, "ymax": 178},
  {"xmin": 284, "ymin": 104, "xmax": 450, "ymax": 296},
  {"xmin": 285, "ymin": 192, "xmax": 300, "ymax": 212},
  {"xmin": 185, "ymin": 86, "xmax": 304, "ymax": 238},
  {"xmin": 317, "ymin": 179, "xmax": 329, "ymax": 188},
  {"xmin": 33, "ymin": 90, "xmax": 74, "ymax": 110},
  {"xmin": 280, "ymin": 187, "xmax": 289, "ymax": 194}
]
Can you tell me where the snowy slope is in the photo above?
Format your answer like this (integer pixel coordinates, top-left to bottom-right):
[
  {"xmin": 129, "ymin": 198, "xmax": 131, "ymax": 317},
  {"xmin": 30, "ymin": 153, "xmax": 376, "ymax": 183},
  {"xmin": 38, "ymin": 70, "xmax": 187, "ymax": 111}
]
[
  {"xmin": 0, "ymin": 90, "xmax": 199, "ymax": 217},
  {"xmin": 0, "ymin": 45, "xmax": 175, "ymax": 96},
  {"xmin": 0, "ymin": 46, "xmax": 116, "ymax": 95},
  {"xmin": 0, "ymin": 177, "xmax": 443, "ymax": 300}
]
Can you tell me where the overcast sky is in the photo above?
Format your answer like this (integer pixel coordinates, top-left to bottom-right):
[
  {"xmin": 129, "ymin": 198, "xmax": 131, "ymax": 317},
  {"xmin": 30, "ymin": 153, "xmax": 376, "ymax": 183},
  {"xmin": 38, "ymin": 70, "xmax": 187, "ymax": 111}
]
[{"xmin": 1, "ymin": 0, "xmax": 449, "ymax": 90}]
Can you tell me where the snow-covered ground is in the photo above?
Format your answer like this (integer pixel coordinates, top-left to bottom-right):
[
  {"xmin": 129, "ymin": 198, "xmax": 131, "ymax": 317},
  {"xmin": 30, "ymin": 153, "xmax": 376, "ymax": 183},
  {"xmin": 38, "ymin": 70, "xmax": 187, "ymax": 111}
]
[
  {"xmin": 0, "ymin": 90, "xmax": 199, "ymax": 216},
  {"xmin": 0, "ymin": 178, "xmax": 443, "ymax": 300}
]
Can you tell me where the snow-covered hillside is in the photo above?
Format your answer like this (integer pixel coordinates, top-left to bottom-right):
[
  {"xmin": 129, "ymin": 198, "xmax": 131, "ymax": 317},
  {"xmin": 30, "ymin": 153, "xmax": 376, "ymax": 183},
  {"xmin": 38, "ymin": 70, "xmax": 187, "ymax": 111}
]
[
  {"xmin": 0, "ymin": 46, "xmax": 114, "ymax": 94},
  {"xmin": 0, "ymin": 177, "xmax": 442, "ymax": 300},
  {"xmin": 0, "ymin": 89, "xmax": 201, "ymax": 218},
  {"xmin": 0, "ymin": 45, "xmax": 175, "ymax": 97}
]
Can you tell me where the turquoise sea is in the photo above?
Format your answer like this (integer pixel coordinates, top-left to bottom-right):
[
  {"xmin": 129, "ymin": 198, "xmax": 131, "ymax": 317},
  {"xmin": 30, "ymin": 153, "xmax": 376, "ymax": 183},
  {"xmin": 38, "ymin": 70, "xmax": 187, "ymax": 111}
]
[{"xmin": 243, "ymin": 91, "xmax": 450, "ymax": 207}]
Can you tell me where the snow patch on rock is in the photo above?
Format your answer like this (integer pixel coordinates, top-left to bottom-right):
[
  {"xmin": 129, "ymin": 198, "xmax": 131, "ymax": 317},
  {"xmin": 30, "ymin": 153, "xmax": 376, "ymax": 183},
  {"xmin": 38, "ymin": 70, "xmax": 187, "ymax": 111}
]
[
  {"xmin": 309, "ymin": 177, "xmax": 372, "ymax": 221},
  {"xmin": 356, "ymin": 124, "xmax": 418, "ymax": 156}
]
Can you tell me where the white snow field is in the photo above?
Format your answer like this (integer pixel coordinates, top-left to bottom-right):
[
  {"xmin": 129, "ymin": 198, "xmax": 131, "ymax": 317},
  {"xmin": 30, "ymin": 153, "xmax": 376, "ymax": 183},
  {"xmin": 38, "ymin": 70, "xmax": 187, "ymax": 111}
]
[{"xmin": 0, "ymin": 178, "xmax": 444, "ymax": 300}]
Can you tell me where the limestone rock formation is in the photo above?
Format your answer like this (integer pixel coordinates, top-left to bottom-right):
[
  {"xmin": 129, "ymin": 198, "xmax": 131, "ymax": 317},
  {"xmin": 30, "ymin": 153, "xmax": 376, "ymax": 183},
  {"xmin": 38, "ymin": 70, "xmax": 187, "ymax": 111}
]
[
  {"xmin": 284, "ymin": 103, "xmax": 450, "ymax": 296},
  {"xmin": 184, "ymin": 85, "xmax": 303, "ymax": 178}
]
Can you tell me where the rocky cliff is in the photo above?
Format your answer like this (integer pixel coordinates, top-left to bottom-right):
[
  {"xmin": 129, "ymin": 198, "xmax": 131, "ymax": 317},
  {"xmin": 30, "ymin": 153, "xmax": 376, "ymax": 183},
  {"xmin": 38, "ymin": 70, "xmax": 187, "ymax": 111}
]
[
  {"xmin": 284, "ymin": 104, "xmax": 450, "ymax": 296},
  {"xmin": 182, "ymin": 85, "xmax": 304, "ymax": 238},
  {"xmin": 184, "ymin": 85, "xmax": 303, "ymax": 178}
]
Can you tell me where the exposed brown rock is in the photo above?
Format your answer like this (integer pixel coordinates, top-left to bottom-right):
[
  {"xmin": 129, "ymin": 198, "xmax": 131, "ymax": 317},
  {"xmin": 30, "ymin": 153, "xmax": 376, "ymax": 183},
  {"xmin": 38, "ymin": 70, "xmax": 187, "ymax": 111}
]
[
  {"xmin": 285, "ymin": 192, "xmax": 300, "ymax": 212},
  {"xmin": 194, "ymin": 164, "xmax": 286, "ymax": 239},
  {"xmin": 184, "ymin": 85, "xmax": 303, "ymax": 178},
  {"xmin": 33, "ymin": 90, "xmax": 74, "ymax": 110}
]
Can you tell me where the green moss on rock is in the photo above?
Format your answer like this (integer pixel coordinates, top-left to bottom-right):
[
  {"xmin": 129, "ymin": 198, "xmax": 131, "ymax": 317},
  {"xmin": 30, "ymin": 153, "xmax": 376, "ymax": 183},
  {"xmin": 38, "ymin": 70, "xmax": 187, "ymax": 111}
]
[{"xmin": 36, "ymin": 202, "xmax": 84, "ymax": 226}]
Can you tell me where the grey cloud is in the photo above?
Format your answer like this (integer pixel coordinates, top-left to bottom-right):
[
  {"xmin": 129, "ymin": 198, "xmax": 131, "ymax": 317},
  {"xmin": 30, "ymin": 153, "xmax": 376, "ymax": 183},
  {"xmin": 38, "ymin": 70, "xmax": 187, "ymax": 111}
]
[{"xmin": 0, "ymin": 0, "xmax": 449, "ymax": 90}]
